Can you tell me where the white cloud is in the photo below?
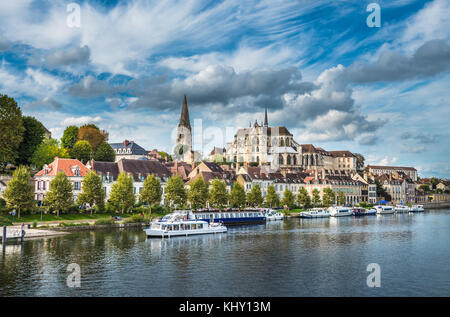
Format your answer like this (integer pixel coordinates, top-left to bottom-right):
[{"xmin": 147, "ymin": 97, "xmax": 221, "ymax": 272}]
[{"xmin": 61, "ymin": 116, "xmax": 103, "ymax": 126}]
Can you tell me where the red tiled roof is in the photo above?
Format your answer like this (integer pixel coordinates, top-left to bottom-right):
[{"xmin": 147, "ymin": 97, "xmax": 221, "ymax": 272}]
[{"xmin": 35, "ymin": 157, "xmax": 90, "ymax": 177}]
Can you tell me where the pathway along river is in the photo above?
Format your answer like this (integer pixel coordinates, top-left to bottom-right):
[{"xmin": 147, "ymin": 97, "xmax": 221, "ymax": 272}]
[{"xmin": 1, "ymin": 209, "xmax": 449, "ymax": 296}]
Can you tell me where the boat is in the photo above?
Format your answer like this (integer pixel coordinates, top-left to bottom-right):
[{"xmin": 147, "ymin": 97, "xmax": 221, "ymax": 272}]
[
  {"xmin": 193, "ymin": 208, "xmax": 266, "ymax": 225},
  {"xmin": 145, "ymin": 211, "xmax": 227, "ymax": 238},
  {"xmin": 374, "ymin": 205, "xmax": 395, "ymax": 214},
  {"xmin": 352, "ymin": 207, "xmax": 377, "ymax": 216},
  {"xmin": 264, "ymin": 209, "xmax": 284, "ymax": 221},
  {"xmin": 395, "ymin": 205, "xmax": 411, "ymax": 213},
  {"xmin": 410, "ymin": 205, "xmax": 424, "ymax": 212},
  {"xmin": 328, "ymin": 206, "xmax": 353, "ymax": 217},
  {"xmin": 300, "ymin": 208, "xmax": 330, "ymax": 218}
]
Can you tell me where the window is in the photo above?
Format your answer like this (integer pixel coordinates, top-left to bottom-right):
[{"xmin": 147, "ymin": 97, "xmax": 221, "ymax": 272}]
[{"xmin": 73, "ymin": 182, "xmax": 81, "ymax": 190}]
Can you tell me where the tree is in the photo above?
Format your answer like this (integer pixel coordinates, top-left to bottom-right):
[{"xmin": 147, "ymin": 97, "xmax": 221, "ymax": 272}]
[
  {"xmin": 31, "ymin": 139, "xmax": 69, "ymax": 170},
  {"xmin": 265, "ymin": 185, "xmax": 280, "ymax": 208},
  {"xmin": 61, "ymin": 125, "xmax": 79, "ymax": 150},
  {"xmin": 229, "ymin": 183, "xmax": 246, "ymax": 209},
  {"xmin": 419, "ymin": 184, "xmax": 430, "ymax": 193},
  {"xmin": 208, "ymin": 178, "xmax": 228, "ymax": 208},
  {"xmin": 246, "ymin": 183, "xmax": 263, "ymax": 207},
  {"xmin": 0, "ymin": 94, "xmax": 25, "ymax": 170},
  {"xmin": 17, "ymin": 116, "xmax": 46, "ymax": 166},
  {"xmin": 45, "ymin": 172, "xmax": 73, "ymax": 217},
  {"xmin": 322, "ymin": 187, "xmax": 336, "ymax": 207},
  {"xmin": 94, "ymin": 142, "xmax": 116, "ymax": 162},
  {"xmin": 140, "ymin": 174, "xmax": 162, "ymax": 207},
  {"xmin": 297, "ymin": 187, "xmax": 311, "ymax": 209},
  {"xmin": 71, "ymin": 140, "xmax": 92, "ymax": 164},
  {"xmin": 187, "ymin": 176, "xmax": 209, "ymax": 210},
  {"xmin": 77, "ymin": 171, "xmax": 105, "ymax": 214},
  {"xmin": 354, "ymin": 153, "xmax": 365, "ymax": 171},
  {"xmin": 164, "ymin": 175, "xmax": 187, "ymax": 209},
  {"xmin": 430, "ymin": 177, "xmax": 440, "ymax": 190},
  {"xmin": 3, "ymin": 166, "xmax": 34, "ymax": 218},
  {"xmin": 337, "ymin": 190, "xmax": 346, "ymax": 206},
  {"xmin": 108, "ymin": 172, "xmax": 135, "ymax": 213},
  {"xmin": 281, "ymin": 188, "xmax": 295, "ymax": 210},
  {"xmin": 77, "ymin": 125, "xmax": 105, "ymax": 152},
  {"xmin": 312, "ymin": 189, "xmax": 321, "ymax": 207}
]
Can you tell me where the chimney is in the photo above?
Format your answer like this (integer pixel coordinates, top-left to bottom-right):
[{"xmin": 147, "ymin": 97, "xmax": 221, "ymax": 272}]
[
  {"xmin": 175, "ymin": 161, "xmax": 179, "ymax": 172},
  {"xmin": 124, "ymin": 140, "xmax": 129, "ymax": 147}
]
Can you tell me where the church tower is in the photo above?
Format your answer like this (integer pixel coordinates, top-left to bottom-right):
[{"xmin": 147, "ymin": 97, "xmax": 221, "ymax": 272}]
[
  {"xmin": 264, "ymin": 107, "xmax": 268, "ymax": 127},
  {"xmin": 174, "ymin": 95, "xmax": 193, "ymax": 162}
]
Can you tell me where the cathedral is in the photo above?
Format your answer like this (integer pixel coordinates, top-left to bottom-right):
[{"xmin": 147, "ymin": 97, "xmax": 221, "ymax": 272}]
[{"xmin": 174, "ymin": 95, "xmax": 200, "ymax": 163}]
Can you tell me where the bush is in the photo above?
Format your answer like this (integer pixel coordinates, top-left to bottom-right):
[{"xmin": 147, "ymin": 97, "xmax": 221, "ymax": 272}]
[
  {"xmin": 123, "ymin": 214, "xmax": 149, "ymax": 224},
  {"xmin": 94, "ymin": 218, "xmax": 116, "ymax": 226},
  {"xmin": 151, "ymin": 205, "xmax": 166, "ymax": 214},
  {"xmin": 0, "ymin": 216, "xmax": 12, "ymax": 226},
  {"xmin": 32, "ymin": 220, "xmax": 37, "ymax": 228},
  {"xmin": 0, "ymin": 198, "xmax": 6, "ymax": 211}
]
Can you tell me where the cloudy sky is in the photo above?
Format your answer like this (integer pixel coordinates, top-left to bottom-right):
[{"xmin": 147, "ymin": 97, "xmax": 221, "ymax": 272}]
[{"xmin": 0, "ymin": 0, "xmax": 449, "ymax": 177}]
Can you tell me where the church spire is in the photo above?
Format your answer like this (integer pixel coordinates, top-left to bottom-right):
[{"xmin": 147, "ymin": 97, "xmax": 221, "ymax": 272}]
[
  {"xmin": 179, "ymin": 95, "xmax": 191, "ymax": 130},
  {"xmin": 264, "ymin": 107, "xmax": 268, "ymax": 127}
]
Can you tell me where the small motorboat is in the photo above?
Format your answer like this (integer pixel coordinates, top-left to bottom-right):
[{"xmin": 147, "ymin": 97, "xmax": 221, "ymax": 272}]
[
  {"xmin": 264, "ymin": 209, "xmax": 284, "ymax": 221},
  {"xmin": 300, "ymin": 208, "xmax": 330, "ymax": 218},
  {"xmin": 375, "ymin": 205, "xmax": 395, "ymax": 214},
  {"xmin": 352, "ymin": 207, "xmax": 377, "ymax": 216},
  {"xmin": 328, "ymin": 206, "xmax": 353, "ymax": 217},
  {"xmin": 410, "ymin": 205, "xmax": 424, "ymax": 212}
]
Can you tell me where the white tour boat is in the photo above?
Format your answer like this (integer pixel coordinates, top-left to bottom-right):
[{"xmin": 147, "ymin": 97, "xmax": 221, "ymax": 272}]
[
  {"xmin": 411, "ymin": 205, "xmax": 424, "ymax": 212},
  {"xmin": 144, "ymin": 210, "xmax": 227, "ymax": 238},
  {"xmin": 264, "ymin": 209, "xmax": 285, "ymax": 221},
  {"xmin": 352, "ymin": 207, "xmax": 377, "ymax": 216},
  {"xmin": 375, "ymin": 205, "xmax": 395, "ymax": 214},
  {"xmin": 395, "ymin": 205, "xmax": 411, "ymax": 213},
  {"xmin": 300, "ymin": 208, "xmax": 330, "ymax": 218},
  {"xmin": 328, "ymin": 206, "xmax": 353, "ymax": 217}
]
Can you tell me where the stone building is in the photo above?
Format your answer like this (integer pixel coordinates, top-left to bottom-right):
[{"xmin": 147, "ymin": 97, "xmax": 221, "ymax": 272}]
[
  {"xmin": 109, "ymin": 140, "xmax": 147, "ymax": 162},
  {"xmin": 366, "ymin": 165, "xmax": 418, "ymax": 181}
]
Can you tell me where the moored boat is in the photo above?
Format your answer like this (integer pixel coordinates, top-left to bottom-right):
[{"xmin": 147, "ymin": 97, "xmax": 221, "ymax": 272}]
[
  {"xmin": 375, "ymin": 205, "xmax": 395, "ymax": 214},
  {"xmin": 395, "ymin": 205, "xmax": 411, "ymax": 213},
  {"xmin": 328, "ymin": 206, "xmax": 353, "ymax": 217},
  {"xmin": 193, "ymin": 208, "xmax": 266, "ymax": 225},
  {"xmin": 352, "ymin": 207, "xmax": 377, "ymax": 216},
  {"xmin": 264, "ymin": 209, "xmax": 285, "ymax": 221},
  {"xmin": 411, "ymin": 205, "xmax": 424, "ymax": 212},
  {"xmin": 300, "ymin": 208, "xmax": 330, "ymax": 218},
  {"xmin": 144, "ymin": 220, "xmax": 227, "ymax": 238}
]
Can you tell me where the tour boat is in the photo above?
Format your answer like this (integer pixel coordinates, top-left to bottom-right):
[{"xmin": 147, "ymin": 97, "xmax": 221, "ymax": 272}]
[
  {"xmin": 193, "ymin": 208, "xmax": 266, "ymax": 225},
  {"xmin": 410, "ymin": 205, "xmax": 424, "ymax": 212},
  {"xmin": 374, "ymin": 205, "xmax": 395, "ymax": 214},
  {"xmin": 328, "ymin": 206, "xmax": 353, "ymax": 217},
  {"xmin": 395, "ymin": 205, "xmax": 411, "ymax": 213},
  {"xmin": 300, "ymin": 208, "xmax": 330, "ymax": 218},
  {"xmin": 145, "ymin": 211, "xmax": 227, "ymax": 238},
  {"xmin": 352, "ymin": 207, "xmax": 377, "ymax": 216},
  {"xmin": 264, "ymin": 209, "xmax": 285, "ymax": 221}
]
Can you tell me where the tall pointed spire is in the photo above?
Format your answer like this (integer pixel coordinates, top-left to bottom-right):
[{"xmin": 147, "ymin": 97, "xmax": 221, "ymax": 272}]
[
  {"xmin": 264, "ymin": 107, "xmax": 268, "ymax": 127},
  {"xmin": 179, "ymin": 95, "xmax": 191, "ymax": 130}
]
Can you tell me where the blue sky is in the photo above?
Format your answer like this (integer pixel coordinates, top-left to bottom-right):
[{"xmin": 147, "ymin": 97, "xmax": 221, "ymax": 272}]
[{"xmin": 0, "ymin": 0, "xmax": 449, "ymax": 177}]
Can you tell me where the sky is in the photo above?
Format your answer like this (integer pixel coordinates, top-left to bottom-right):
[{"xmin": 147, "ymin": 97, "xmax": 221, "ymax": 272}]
[{"xmin": 0, "ymin": 0, "xmax": 449, "ymax": 178}]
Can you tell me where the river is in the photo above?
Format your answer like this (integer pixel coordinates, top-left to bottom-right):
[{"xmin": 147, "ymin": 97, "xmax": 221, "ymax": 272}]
[{"xmin": 1, "ymin": 209, "xmax": 449, "ymax": 296}]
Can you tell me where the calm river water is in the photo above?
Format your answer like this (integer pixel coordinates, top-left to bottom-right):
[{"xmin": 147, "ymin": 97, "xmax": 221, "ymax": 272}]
[{"xmin": 1, "ymin": 209, "xmax": 449, "ymax": 296}]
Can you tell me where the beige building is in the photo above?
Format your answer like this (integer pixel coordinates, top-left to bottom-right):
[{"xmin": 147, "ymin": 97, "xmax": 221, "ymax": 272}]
[{"xmin": 367, "ymin": 165, "xmax": 418, "ymax": 181}]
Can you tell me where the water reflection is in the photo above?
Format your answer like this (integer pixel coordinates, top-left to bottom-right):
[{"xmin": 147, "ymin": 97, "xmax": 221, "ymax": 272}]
[{"xmin": 1, "ymin": 210, "xmax": 450, "ymax": 296}]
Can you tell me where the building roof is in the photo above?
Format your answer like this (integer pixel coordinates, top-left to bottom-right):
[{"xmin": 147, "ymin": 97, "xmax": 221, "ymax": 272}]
[
  {"xmin": 178, "ymin": 95, "xmax": 191, "ymax": 130},
  {"xmin": 328, "ymin": 150, "xmax": 354, "ymax": 157},
  {"xmin": 35, "ymin": 157, "xmax": 90, "ymax": 177},
  {"xmin": 367, "ymin": 165, "xmax": 417, "ymax": 171},
  {"xmin": 90, "ymin": 159, "xmax": 171, "ymax": 182},
  {"xmin": 109, "ymin": 140, "xmax": 147, "ymax": 155}
]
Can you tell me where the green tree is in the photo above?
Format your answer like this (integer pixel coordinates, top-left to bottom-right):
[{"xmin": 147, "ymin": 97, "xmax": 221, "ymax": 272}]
[
  {"xmin": 17, "ymin": 116, "xmax": 46, "ymax": 166},
  {"xmin": 61, "ymin": 125, "xmax": 79, "ymax": 150},
  {"xmin": 3, "ymin": 166, "xmax": 34, "ymax": 218},
  {"xmin": 208, "ymin": 178, "xmax": 228, "ymax": 209},
  {"xmin": 229, "ymin": 182, "xmax": 246, "ymax": 209},
  {"xmin": 281, "ymin": 188, "xmax": 295, "ymax": 210},
  {"xmin": 108, "ymin": 172, "xmax": 135, "ymax": 213},
  {"xmin": 265, "ymin": 185, "xmax": 280, "ymax": 207},
  {"xmin": 188, "ymin": 176, "xmax": 209, "ymax": 210},
  {"xmin": 71, "ymin": 140, "xmax": 92, "ymax": 164},
  {"xmin": 77, "ymin": 171, "xmax": 105, "ymax": 214},
  {"xmin": 419, "ymin": 184, "xmax": 430, "ymax": 192},
  {"xmin": 322, "ymin": 187, "xmax": 336, "ymax": 207},
  {"xmin": 77, "ymin": 125, "xmax": 105, "ymax": 152},
  {"xmin": 94, "ymin": 142, "xmax": 116, "ymax": 162},
  {"xmin": 44, "ymin": 172, "xmax": 73, "ymax": 216},
  {"xmin": 354, "ymin": 153, "xmax": 365, "ymax": 171},
  {"xmin": 0, "ymin": 94, "xmax": 25, "ymax": 170},
  {"xmin": 337, "ymin": 190, "xmax": 346, "ymax": 206},
  {"xmin": 297, "ymin": 187, "xmax": 311, "ymax": 209},
  {"xmin": 164, "ymin": 175, "xmax": 187, "ymax": 209},
  {"xmin": 140, "ymin": 174, "xmax": 162, "ymax": 207},
  {"xmin": 312, "ymin": 189, "xmax": 322, "ymax": 207},
  {"xmin": 246, "ymin": 183, "xmax": 263, "ymax": 207},
  {"xmin": 31, "ymin": 139, "xmax": 69, "ymax": 170}
]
